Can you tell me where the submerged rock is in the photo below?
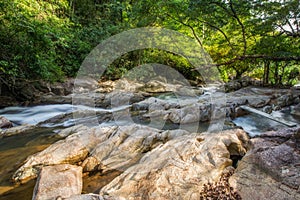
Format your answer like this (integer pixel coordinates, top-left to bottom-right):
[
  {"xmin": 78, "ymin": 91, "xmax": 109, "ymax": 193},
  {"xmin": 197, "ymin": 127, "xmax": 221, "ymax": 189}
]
[{"xmin": 32, "ymin": 164, "xmax": 82, "ymax": 200}]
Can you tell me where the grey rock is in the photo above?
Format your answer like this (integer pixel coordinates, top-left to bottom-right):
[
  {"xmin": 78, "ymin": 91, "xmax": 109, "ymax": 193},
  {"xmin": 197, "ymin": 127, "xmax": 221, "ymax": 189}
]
[
  {"xmin": 229, "ymin": 128, "xmax": 300, "ymax": 200},
  {"xmin": 262, "ymin": 105, "xmax": 272, "ymax": 114}
]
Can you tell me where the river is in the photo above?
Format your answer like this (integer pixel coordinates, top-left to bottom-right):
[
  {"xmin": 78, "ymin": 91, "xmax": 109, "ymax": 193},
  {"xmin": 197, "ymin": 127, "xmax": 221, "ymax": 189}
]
[{"xmin": 0, "ymin": 91, "xmax": 299, "ymax": 199}]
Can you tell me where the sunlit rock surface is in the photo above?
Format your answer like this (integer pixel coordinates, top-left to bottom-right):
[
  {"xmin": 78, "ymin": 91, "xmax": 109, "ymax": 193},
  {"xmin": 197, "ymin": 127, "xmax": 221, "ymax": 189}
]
[{"xmin": 32, "ymin": 164, "xmax": 82, "ymax": 200}]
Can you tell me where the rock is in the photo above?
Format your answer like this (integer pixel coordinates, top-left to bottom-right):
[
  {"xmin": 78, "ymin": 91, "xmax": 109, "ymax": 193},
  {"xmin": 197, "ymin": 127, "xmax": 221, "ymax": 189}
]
[
  {"xmin": 132, "ymin": 97, "xmax": 178, "ymax": 112},
  {"xmin": 64, "ymin": 194, "xmax": 110, "ymax": 200},
  {"xmin": 40, "ymin": 94, "xmax": 72, "ymax": 104},
  {"xmin": 81, "ymin": 157, "xmax": 100, "ymax": 172},
  {"xmin": 1, "ymin": 124, "xmax": 35, "ymax": 137},
  {"xmin": 0, "ymin": 116, "xmax": 12, "ymax": 128},
  {"xmin": 262, "ymin": 105, "xmax": 272, "ymax": 114},
  {"xmin": 96, "ymin": 80, "xmax": 116, "ymax": 93},
  {"xmin": 229, "ymin": 128, "xmax": 300, "ymax": 200},
  {"xmin": 14, "ymin": 81, "xmax": 40, "ymax": 101},
  {"xmin": 248, "ymin": 96, "xmax": 271, "ymax": 108},
  {"xmin": 272, "ymin": 104, "xmax": 281, "ymax": 111},
  {"xmin": 291, "ymin": 103, "xmax": 300, "ymax": 116},
  {"xmin": 99, "ymin": 129, "xmax": 249, "ymax": 199},
  {"xmin": 292, "ymin": 82, "xmax": 300, "ymax": 90},
  {"xmin": 276, "ymin": 94, "xmax": 294, "ymax": 107},
  {"xmin": 102, "ymin": 91, "xmax": 145, "ymax": 108},
  {"xmin": 234, "ymin": 107, "xmax": 249, "ymax": 118},
  {"xmin": 74, "ymin": 77, "xmax": 99, "ymax": 93},
  {"xmin": 50, "ymin": 85, "xmax": 65, "ymax": 96},
  {"xmin": 32, "ymin": 164, "xmax": 82, "ymax": 200},
  {"xmin": 240, "ymin": 76, "xmax": 251, "ymax": 87},
  {"xmin": 12, "ymin": 126, "xmax": 117, "ymax": 183},
  {"xmin": 140, "ymin": 80, "xmax": 170, "ymax": 93},
  {"xmin": 225, "ymin": 80, "xmax": 242, "ymax": 92},
  {"xmin": 0, "ymin": 96, "xmax": 18, "ymax": 108},
  {"xmin": 57, "ymin": 125, "xmax": 89, "ymax": 138},
  {"xmin": 89, "ymin": 125, "xmax": 188, "ymax": 173},
  {"xmin": 167, "ymin": 104, "xmax": 207, "ymax": 123}
]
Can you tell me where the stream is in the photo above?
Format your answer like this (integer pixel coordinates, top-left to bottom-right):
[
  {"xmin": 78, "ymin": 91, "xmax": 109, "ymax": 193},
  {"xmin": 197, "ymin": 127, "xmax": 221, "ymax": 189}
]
[{"xmin": 0, "ymin": 91, "xmax": 299, "ymax": 199}]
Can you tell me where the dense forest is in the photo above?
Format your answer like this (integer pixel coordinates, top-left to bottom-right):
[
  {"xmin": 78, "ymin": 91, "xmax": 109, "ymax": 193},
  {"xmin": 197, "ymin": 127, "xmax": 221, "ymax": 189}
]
[{"xmin": 0, "ymin": 0, "xmax": 299, "ymax": 89}]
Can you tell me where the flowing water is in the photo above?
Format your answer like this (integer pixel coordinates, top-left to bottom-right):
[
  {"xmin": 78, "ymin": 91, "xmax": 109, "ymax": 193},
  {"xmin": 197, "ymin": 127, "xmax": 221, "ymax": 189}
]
[{"xmin": 233, "ymin": 107, "xmax": 300, "ymax": 137}]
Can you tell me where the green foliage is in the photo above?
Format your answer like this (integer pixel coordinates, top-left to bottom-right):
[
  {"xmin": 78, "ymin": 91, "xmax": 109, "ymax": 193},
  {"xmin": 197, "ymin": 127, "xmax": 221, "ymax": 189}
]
[{"xmin": 0, "ymin": 0, "xmax": 299, "ymax": 88}]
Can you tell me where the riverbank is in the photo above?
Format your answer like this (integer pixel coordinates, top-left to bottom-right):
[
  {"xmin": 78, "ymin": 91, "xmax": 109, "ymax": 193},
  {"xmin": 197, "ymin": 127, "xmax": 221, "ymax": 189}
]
[{"xmin": 0, "ymin": 78, "xmax": 300, "ymax": 199}]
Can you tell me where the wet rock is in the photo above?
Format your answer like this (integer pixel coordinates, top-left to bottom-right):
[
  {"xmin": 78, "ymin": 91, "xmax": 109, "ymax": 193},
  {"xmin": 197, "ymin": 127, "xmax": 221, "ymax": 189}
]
[
  {"xmin": 1, "ymin": 124, "xmax": 35, "ymax": 137},
  {"xmin": 276, "ymin": 94, "xmax": 294, "ymax": 107},
  {"xmin": 234, "ymin": 107, "xmax": 249, "ymax": 118},
  {"xmin": 229, "ymin": 128, "xmax": 300, "ymax": 200},
  {"xmin": 99, "ymin": 129, "xmax": 249, "ymax": 199},
  {"xmin": 291, "ymin": 103, "xmax": 300, "ymax": 116},
  {"xmin": 12, "ymin": 126, "xmax": 117, "ymax": 183},
  {"xmin": 272, "ymin": 104, "xmax": 281, "ymax": 111},
  {"xmin": 0, "ymin": 116, "xmax": 12, "ymax": 128},
  {"xmin": 294, "ymin": 97, "xmax": 300, "ymax": 104},
  {"xmin": 262, "ymin": 105, "xmax": 273, "ymax": 114},
  {"xmin": 32, "ymin": 164, "xmax": 82, "ymax": 200},
  {"xmin": 292, "ymin": 82, "xmax": 300, "ymax": 90}
]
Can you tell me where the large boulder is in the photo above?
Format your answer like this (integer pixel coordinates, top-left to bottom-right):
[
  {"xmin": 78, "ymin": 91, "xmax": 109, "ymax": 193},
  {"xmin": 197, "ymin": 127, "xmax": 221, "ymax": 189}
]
[
  {"xmin": 99, "ymin": 129, "xmax": 249, "ymax": 199},
  {"xmin": 229, "ymin": 128, "xmax": 300, "ymax": 200},
  {"xmin": 32, "ymin": 164, "xmax": 82, "ymax": 200},
  {"xmin": 12, "ymin": 126, "xmax": 117, "ymax": 183},
  {"xmin": 86, "ymin": 125, "xmax": 190, "ymax": 173}
]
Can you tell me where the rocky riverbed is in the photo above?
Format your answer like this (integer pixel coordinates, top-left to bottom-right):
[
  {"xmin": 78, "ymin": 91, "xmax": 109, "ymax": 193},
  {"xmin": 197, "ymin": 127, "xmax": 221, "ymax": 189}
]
[{"xmin": 0, "ymin": 78, "xmax": 300, "ymax": 200}]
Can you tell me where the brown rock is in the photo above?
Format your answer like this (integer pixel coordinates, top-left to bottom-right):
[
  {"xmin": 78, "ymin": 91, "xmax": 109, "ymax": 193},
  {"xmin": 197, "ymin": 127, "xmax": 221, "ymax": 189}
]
[
  {"xmin": 99, "ymin": 129, "xmax": 248, "ymax": 199},
  {"xmin": 0, "ymin": 116, "xmax": 12, "ymax": 128},
  {"xmin": 12, "ymin": 126, "xmax": 117, "ymax": 183},
  {"xmin": 32, "ymin": 164, "xmax": 82, "ymax": 200}
]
